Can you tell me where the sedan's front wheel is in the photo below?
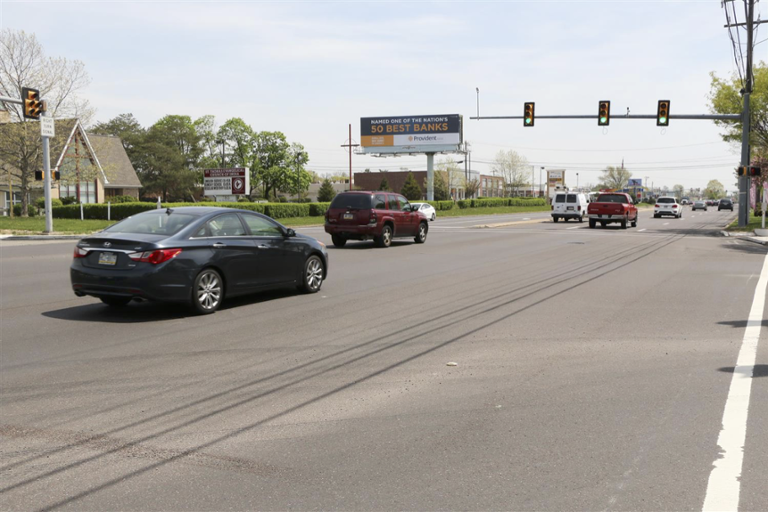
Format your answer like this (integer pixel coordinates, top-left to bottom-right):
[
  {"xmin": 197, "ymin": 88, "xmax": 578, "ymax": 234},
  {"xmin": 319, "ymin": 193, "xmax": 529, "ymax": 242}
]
[
  {"xmin": 192, "ymin": 268, "xmax": 223, "ymax": 314},
  {"xmin": 299, "ymin": 255, "xmax": 324, "ymax": 293}
]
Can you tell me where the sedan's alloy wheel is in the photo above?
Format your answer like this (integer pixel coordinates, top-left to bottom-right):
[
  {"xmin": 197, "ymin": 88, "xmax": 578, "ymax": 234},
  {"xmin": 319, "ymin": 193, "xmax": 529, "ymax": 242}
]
[
  {"xmin": 306, "ymin": 257, "xmax": 323, "ymax": 291},
  {"xmin": 197, "ymin": 271, "xmax": 221, "ymax": 311}
]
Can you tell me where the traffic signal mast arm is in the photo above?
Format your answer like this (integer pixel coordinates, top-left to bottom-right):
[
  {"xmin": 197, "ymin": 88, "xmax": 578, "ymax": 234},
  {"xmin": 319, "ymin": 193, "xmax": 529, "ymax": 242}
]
[{"xmin": 471, "ymin": 113, "xmax": 740, "ymax": 121}]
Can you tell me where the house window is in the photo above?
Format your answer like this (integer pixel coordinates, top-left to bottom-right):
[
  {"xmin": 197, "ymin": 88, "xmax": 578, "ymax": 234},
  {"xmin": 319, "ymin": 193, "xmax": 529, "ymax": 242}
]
[{"xmin": 60, "ymin": 180, "xmax": 96, "ymax": 204}]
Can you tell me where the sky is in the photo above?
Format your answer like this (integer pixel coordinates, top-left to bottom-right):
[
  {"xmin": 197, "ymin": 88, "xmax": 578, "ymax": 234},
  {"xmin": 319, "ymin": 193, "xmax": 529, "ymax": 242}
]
[{"xmin": 2, "ymin": 0, "xmax": 766, "ymax": 193}]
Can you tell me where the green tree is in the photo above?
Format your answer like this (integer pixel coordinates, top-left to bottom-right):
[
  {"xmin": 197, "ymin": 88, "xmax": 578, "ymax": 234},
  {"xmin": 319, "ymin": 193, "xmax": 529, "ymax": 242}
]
[
  {"xmin": 597, "ymin": 166, "xmax": 632, "ymax": 191},
  {"xmin": 672, "ymin": 184, "xmax": 685, "ymax": 199},
  {"xmin": 284, "ymin": 142, "xmax": 310, "ymax": 200},
  {"xmin": 400, "ymin": 172, "xmax": 423, "ymax": 200},
  {"xmin": 317, "ymin": 179, "xmax": 336, "ymax": 202},
  {"xmin": 709, "ymin": 61, "xmax": 767, "ymax": 160},
  {"xmin": 253, "ymin": 131, "xmax": 291, "ymax": 199},
  {"xmin": 433, "ymin": 171, "xmax": 451, "ymax": 200},
  {"xmin": 90, "ymin": 113, "xmax": 145, "ymax": 155},
  {"xmin": 216, "ymin": 117, "xmax": 254, "ymax": 170},
  {"xmin": 704, "ymin": 179, "xmax": 725, "ymax": 199},
  {"xmin": 378, "ymin": 177, "xmax": 390, "ymax": 191}
]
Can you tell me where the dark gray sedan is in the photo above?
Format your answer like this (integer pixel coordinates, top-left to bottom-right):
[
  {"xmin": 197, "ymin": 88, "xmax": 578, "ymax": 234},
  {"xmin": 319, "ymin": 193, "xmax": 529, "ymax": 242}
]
[{"xmin": 71, "ymin": 207, "xmax": 328, "ymax": 314}]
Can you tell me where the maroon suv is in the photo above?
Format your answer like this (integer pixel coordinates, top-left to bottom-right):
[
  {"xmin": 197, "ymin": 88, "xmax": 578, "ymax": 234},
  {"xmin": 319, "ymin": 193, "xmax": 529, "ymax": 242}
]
[{"xmin": 324, "ymin": 191, "xmax": 429, "ymax": 248}]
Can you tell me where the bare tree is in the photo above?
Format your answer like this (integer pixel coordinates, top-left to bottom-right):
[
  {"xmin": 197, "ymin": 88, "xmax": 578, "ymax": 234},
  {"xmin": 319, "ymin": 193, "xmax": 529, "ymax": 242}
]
[
  {"xmin": 0, "ymin": 29, "xmax": 93, "ymax": 215},
  {"xmin": 436, "ymin": 157, "xmax": 464, "ymax": 199},
  {"xmin": 492, "ymin": 150, "xmax": 530, "ymax": 197},
  {"xmin": 597, "ymin": 166, "xmax": 632, "ymax": 191}
]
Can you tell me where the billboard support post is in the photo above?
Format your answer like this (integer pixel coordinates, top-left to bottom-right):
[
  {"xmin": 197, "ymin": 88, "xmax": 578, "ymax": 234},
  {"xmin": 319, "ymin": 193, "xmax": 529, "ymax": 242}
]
[{"xmin": 426, "ymin": 153, "xmax": 435, "ymax": 201}]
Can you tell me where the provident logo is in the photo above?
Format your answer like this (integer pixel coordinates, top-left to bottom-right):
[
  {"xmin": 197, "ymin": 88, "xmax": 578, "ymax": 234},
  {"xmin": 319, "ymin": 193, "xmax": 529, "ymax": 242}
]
[{"xmin": 413, "ymin": 135, "xmax": 438, "ymax": 142}]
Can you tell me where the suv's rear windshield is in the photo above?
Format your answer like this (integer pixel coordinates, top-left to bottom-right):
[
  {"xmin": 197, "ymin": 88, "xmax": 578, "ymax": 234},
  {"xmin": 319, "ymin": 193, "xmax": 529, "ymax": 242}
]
[
  {"xmin": 720, "ymin": 199, "xmax": 732, "ymax": 203},
  {"xmin": 555, "ymin": 194, "xmax": 565, "ymax": 203},
  {"xmin": 566, "ymin": 194, "xmax": 577, "ymax": 203},
  {"xmin": 105, "ymin": 212, "xmax": 197, "ymax": 235},
  {"xmin": 597, "ymin": 194, "xmax": 629, "ymax": 203},
  {"xmin": 658, "ymin": 197, "xmax": 676, "ymax": 203},
  {"xmin": 330, "ymin": 194, "xmax": 372, "ymax": 210}
]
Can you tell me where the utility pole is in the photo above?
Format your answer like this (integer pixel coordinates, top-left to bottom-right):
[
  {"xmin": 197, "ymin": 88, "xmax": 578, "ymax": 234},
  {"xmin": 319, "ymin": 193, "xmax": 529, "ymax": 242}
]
[
  {"xmin": 737, "ymin": 0, "xmax": 756, "ymax": 227},
  {"xmin": 340, "ymin": 124, "xmax": 359, "ymax": 192}
]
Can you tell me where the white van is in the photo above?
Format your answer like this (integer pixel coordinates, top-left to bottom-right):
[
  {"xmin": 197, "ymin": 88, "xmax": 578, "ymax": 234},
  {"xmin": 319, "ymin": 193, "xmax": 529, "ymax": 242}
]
[{"xmin": 552, "ymin": 192, "xmax": 589, "ymax": 222}]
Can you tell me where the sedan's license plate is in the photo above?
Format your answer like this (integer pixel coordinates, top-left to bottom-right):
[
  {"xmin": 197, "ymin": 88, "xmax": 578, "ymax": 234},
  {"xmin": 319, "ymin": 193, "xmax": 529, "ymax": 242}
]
[
  {"xmin": 98, "ymin": 252, "xmax": 117, "ymax": 266},
  {"xmin": 343, "ymin": 213, "xmax": 354, "ymax": 220}
]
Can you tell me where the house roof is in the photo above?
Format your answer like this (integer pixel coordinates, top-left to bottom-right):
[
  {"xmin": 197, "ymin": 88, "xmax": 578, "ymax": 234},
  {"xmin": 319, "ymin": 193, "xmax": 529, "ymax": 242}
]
[
  {"xmin": 0, "ymin": 118, "xmax": 140, "ymax": 190},
  {"xmin": 87, "ymin": 134, "xmax": 141, "ymax": 188}
]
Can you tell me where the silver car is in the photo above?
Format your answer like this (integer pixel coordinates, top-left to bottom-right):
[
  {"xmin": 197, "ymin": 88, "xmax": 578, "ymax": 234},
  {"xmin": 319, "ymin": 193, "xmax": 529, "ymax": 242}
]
[{"xmin": 692, "ymin": 200, "xmax": 707, "ymax": 211}]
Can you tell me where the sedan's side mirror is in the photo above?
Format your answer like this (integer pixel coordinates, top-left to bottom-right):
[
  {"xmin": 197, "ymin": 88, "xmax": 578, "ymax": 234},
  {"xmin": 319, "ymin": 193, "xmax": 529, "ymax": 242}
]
[{"xmin": 285, "ymin": 228, "xmax": 296, "ymax": 237}]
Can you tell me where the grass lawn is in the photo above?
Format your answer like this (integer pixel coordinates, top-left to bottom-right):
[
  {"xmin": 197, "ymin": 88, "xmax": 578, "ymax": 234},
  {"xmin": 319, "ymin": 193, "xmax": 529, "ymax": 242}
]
[
  {"xmin": 726, "ymin": 213, "xmax": 767, "ymax": 232},
  {"xmin": 436, "ymin": 205, "xmax": 552, "ymax": 217},
  {"xmin": 0, "ymin": 217, "xmax": 116, "ymax": 234}
]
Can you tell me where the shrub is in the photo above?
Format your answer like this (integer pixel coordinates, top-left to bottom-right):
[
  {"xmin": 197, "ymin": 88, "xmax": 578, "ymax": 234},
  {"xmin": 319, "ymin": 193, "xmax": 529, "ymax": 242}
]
[
  {"xmin": 109, "ymin": 195, "xmax": 138, "ymax": 203},
  {"xmin": 60, "ymin": 196, "xmax": 77, "ymax": 205},
  {"xmin": 309, "ymin": 202, "xmax": 330, "ymax": 216},
  {"xmin": 237, "ymin": 197, "xmax": 251, "ymax": 202},
  {"xmin": 13, "ymin": 204, "xmax": 39, "ymax": 216},
  {"xmin": 35, "ymin": 197, "xmax": 64, "ymax": 209}
]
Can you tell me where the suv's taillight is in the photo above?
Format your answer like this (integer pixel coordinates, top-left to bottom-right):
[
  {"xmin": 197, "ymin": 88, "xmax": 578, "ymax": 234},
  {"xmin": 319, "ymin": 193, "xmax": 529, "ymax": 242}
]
[
  {"xmin": 577, "ymin": 205, "xmax": 581, "ymax": 211},
  {"xmin": 325, "ymin": 210, "xmax": 330, "ymax": 222},
  {"xmin": 655, "ymin": 204, "xmax": 660, "ymax": 208},
  {"xmin": 369, "ymin": 209, "xmax": 377, "ymax": 225},
  {"xmin": 128, "ymin": 248, "xmax": 182, "ymax": 265},
  {"xmin": 551, "ymin": 205, "xmax": 554, "ymax": 210},
  {"xmin": 73, "ymin": 247, "xmax": 88, "ymax": 258}
]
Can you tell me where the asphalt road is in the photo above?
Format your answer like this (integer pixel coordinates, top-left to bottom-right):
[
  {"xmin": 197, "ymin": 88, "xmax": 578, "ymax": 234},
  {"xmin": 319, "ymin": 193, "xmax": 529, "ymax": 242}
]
[{"xmin": 2, "ymin": 207, "xmax": 767, "ymax": 511}]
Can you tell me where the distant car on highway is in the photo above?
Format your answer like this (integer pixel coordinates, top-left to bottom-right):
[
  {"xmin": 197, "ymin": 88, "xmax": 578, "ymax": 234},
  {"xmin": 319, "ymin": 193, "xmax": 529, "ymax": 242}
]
[
  {"xmin": 71, "ymin": 207, "xmax": 328, "ymax": 314},
  {"xmin": 692, "ymin": 200, "xmax": 707, "ymax": 212},
  {"xmin": 587, "ymin": 192, "xmax": 638, "ymax": 229},
  {"xmin": 654, "ymin": 197, "xmax": 683, "ymax": 218},
  {"xmin": 718, "ymin": 198, "xmax": 734, "ymax": 211},
  {"xmin": 411, "ymin": 202, "xmax": 437, "ymax": 221},
  {"xmin": 324, "ymin": 191, "xmax": 429, "ymax": 248},
  {"xmin": 681, "ymin": 197, "xmax": 690, "ymax": 205}
]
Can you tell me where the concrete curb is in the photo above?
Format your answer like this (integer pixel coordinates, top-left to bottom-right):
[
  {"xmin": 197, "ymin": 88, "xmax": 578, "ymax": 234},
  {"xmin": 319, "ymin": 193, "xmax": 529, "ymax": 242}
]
[{"xmin": 743, "ymin": 236, "xmax": 768, "ymax": 246}]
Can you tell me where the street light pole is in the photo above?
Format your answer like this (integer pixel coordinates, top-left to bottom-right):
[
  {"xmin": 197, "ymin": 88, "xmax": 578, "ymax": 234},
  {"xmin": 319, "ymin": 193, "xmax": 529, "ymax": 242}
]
[{"xmin": 576, "ymin": 172, "xmax": 579, "ymax": 190}]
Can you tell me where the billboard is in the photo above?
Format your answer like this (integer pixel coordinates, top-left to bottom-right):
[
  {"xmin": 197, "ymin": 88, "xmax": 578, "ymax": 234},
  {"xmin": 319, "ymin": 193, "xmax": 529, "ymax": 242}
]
[
  {"xmin": 360, "ymin": 115, "xmax": 462, "ymax": 150},
  {"xmin": 204, "ymin": 168, "xmax": 250, "ymax": 196},
  {"xmin": 628, "ymin": 178, "xmax": 642, "ymax": 187}
]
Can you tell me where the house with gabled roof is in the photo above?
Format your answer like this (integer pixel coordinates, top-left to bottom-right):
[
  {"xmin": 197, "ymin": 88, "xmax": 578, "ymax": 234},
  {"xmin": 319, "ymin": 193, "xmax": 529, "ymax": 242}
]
[{"xmin": 0, "ymin": 118, "xmax": 141, "ymax": 214}]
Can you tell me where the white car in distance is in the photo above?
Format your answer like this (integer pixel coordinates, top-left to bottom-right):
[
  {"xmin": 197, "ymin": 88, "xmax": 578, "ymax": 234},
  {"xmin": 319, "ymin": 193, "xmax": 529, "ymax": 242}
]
[
  {"xmin": 411, "ymin": 202, "xmax": 437, "ymax": 221},
  {"xmin": 654, "ymin": 197, "xmax": 683, "ymax": 218}
]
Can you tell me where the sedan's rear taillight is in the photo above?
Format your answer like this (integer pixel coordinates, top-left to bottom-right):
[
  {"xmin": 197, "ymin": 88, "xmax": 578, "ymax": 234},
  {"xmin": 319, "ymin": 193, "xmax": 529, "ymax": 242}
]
[
  {"xmin": 128, "ymin": 248, "xmax": 182, "ymax": 265},
  {"xmin": 73, "ymin": 247, "xmax": 88, "ymax": 258}
]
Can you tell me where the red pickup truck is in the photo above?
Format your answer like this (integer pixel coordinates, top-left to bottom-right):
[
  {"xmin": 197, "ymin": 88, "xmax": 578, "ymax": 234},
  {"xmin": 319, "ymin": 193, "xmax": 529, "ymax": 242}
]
[{"xmin": 587, "ymin": 193, "xmax": 638, "ymax": 229}]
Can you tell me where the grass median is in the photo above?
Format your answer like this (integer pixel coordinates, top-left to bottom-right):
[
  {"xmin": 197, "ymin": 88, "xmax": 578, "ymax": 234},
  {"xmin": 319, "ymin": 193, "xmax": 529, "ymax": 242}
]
[
  {"xmin": 1, "ymin": 204, "xmax": 553, "ymax": 235},
  {"xmin": 726, "ymin": 213, "xmax": 766, "ymax": 232}
]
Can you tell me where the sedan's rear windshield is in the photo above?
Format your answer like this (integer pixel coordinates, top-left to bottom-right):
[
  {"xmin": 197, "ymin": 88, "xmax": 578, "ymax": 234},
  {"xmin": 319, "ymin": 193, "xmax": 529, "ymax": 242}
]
[
  {"xmin": 105, "ymin": 212, "xmax": 197, "ymax": 235},
  {"xmin": 597, "ymin": 194, "xmax": 629, "ymax": 203},
  {"xmin": 658, "ymin": 197, "xmax": 676, "ymax": 203},
  {"xmin": 330, "ymin": 194, "xmax": 372, "ymax": 210}
]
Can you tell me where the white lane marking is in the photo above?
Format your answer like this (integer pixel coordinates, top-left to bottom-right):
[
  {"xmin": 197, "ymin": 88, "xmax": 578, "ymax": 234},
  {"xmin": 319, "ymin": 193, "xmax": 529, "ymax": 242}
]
[
  {"xmin": 566, "ymin": 225, "xmax": 584, "ymax": 230},
  {"xmin": 638, "ymin": 229, "xmax": 646, "ymax": 232},
  {"xmin": 663, "ymin": 222, "xmax": 669, "ymax": 226},
  {"xmin": 702, "ymin": 252, "xmax": 768, "ymax": 512}
]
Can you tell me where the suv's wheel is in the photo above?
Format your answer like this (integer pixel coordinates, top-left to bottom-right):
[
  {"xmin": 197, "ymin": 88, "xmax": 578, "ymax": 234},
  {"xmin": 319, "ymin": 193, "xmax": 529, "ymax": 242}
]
[
  {"xmin": 414, "ymin": 222, "xmax": 428, "ymax": 244},
  {"xmin": 192, "ymin": 268, "xmax": 223, "ymax": 314},
  {"xmin": 579, "ymin": 214, "xmax": 584, "ymax": 223},
  {"xmin": 553, "ymin": 216, "xmax": 559, "ymax": 223},
  {"xmin": 431, "ymin": 213, "xmax": 436, "ymax": 221},
  {"xmin": 375, "ymin": 225, "xmax": 393, "ymax": 248},
  {"xmin": 299, "ymin": 255, "xmax": 324, "ymax": 293},
  {"xmin": 331, "ymin": 234, "xmax": 347, "ymax": 248},
  {"xmin": 101, "ymin": 296, "xmax": 131, "ymax": 307}
]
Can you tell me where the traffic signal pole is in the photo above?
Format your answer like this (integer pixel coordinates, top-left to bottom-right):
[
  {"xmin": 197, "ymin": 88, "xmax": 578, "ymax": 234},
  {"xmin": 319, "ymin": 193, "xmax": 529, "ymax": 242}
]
[{"xmin": 42, "ymin": 111, "xmax": 53, "ymax": 233}]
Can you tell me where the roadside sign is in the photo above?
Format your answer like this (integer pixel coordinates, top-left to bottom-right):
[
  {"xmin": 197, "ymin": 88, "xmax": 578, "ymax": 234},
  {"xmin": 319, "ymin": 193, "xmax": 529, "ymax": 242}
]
[
  {"xmin": 40, "ymin": 117, "xmax": 55, "ymax": 137},
  {"xmin": 203, "ymin": 168, "xmax": 250, "ymax": 196}
]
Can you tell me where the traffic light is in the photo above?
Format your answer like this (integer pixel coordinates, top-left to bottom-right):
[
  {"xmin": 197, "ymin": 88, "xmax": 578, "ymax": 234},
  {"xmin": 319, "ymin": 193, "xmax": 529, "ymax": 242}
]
[
  {"xmin": 748, "ymin": 166, "xmax": 761, "ymax": 177},
  {"xmin": 598, "ymin": 100, "xmax": 610, "ymax": 126},
  {"xmin": 656, "ymin": 100, "xmax": 670, "ymax": 126},
  {"xmin": 22, "ymin": 87, "xmax": 42, "ymax": 120},
  {"xmin": 523, "ymin": 102, "xmax": 535, "ymax": 127},
  {"xmin": 34, "ymin": 170, "xmax": 60, "ymax": 181}
]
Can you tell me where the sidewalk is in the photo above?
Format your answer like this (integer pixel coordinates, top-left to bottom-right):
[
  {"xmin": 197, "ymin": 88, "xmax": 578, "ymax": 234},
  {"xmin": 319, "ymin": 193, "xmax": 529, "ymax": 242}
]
[{"xmin": 721, "ymin": 231, "xmax": 768, "ymax": 246}]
